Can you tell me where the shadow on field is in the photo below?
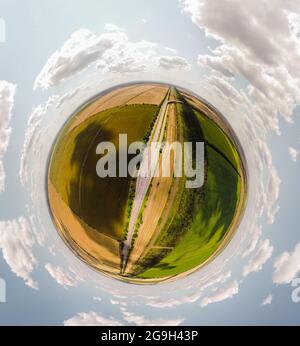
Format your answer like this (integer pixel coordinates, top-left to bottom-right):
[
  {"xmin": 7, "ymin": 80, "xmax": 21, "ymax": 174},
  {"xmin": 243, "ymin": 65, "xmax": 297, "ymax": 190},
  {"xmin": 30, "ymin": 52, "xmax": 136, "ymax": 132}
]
[
  {"xmin": 201, "ymin": 148, "xmax": 240, "ymax": 244},
  {"xmin": 67, "ymin": 122, "xmax": 130, "ymax": 241}
]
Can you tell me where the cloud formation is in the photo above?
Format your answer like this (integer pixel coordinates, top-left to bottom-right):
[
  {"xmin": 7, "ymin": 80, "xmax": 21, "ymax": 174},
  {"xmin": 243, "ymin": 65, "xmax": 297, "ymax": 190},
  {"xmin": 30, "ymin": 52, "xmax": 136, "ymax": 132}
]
[
  {"xmin": 157, "ymin": 56, "xmax": 191, "ymax": 70},
  {"xmin": 243, "ymin": 239, "xmax": 274, "ymax": 277},
  {"xmin": 55, "ymin": 85, "xmax": 86, "ymax": 109},
  {"xmin": 145, "ymin": 291, "xmax": 203, "ymax": 309},
  {"xmin": 0, "ymin": 80, "xmax": 16, "ymax": 192},
  {"xmin": 181, "ymin": 0, "xmax": 300, "ymax": 130},
  {"xmin": 273, "ymin": 243, "xmax": 300, "ymax": 284},
  {"xmin": 122, "ymin": 310, "xmax": 185, "ymax": 326},
  {"xmin": 97, "ymin": 37, "xmax": 157, "ymax": 74},
  {"xmin": 34, "ymin": 29, "xmax": 116, "ymax": 89},
  {"xmin": 288, "ymin": 147, "xmax": 298, "ymax": 162},
  {"xmin": 261, "ymin": 294, "xmax": 273, "ymax": 306},
  {"xmin": 19, "ymin": 96, "xmax": 58, "ymax": 186},
  {"xmin": 45, "ymin": 264, "xmax": 78, "ymax": 289},
  {"xmin": 34, "ymin": 27, "xmax": 190, "ymax": 89},
  {"xmin": 64, "ymin": 311, "xmax": 123, "ymax": 326},
  {"xmin": 0, "ymin": 217, "xmax": 38, "ymax": 289},
  {"xmin": 242, "ymin": 225, "xmax": 262, "ymax": 258},
  {"xmin": 104, "ymin": 23, "xmax": 125, "ymax": 33},
  {"xmin": 93, "ymin": 296, "xmax": 102, "ymax": 302},
  {"xmin": 200, "ymin": 281, "xmax": 239, "ymax": 307}
]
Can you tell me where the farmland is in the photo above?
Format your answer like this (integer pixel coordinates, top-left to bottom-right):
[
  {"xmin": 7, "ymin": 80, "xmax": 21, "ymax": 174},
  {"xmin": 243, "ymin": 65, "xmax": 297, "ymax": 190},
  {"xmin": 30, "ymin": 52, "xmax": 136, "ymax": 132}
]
[
  {"xmin": 67, "ymin": 84, "xmax": 168, "ymax": 133},
  {"xmin": 130, "ymin": 90, "xmax": 245, "ymax": 281},
  {"xmin": 50, "ymin": 103, "xmax": 160, "ymax": 240},
  {"xmin": 48, "ymin": 88, "xmax": 165, "ymax": 274},
  {"xmin": 47, "ymin": 83, "xmax": 247, "ymax": 283}
]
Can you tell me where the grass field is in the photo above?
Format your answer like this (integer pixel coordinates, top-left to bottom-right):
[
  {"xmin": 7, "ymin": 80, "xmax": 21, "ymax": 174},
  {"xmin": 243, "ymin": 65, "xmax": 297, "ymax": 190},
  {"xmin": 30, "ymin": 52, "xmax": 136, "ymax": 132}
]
[
  {"xmin": 67, "ymin": 84, "xmax": 166, "ymax": 132},
  {"xmin": 138, "ymin": 147, "xmax": 241, "ymax": 278},
  {"xmin": 49, "ymin": 104, "xmax": 159, "ymax": 241},
  {"xmin": 133, "ymin": 90, "xmax": 243, "ymax": 279},
  {"xmin": 194, "ymin": 109, "xmax": 241, "ymax": 174}
]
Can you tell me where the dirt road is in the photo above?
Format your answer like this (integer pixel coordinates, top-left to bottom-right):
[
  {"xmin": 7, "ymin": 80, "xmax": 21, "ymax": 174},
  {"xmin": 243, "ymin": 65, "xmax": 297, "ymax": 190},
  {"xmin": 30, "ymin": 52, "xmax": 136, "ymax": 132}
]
[{"xmin": 121, "ymin": 89, "xmax": 171, "ymax": 271}]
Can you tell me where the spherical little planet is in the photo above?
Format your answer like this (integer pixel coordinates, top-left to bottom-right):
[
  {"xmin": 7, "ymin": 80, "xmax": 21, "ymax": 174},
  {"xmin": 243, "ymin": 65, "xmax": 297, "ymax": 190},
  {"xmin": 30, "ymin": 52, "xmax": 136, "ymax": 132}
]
[{"xmin": 47, "ymin": 82, "xmax": 247, "ymax": 284}]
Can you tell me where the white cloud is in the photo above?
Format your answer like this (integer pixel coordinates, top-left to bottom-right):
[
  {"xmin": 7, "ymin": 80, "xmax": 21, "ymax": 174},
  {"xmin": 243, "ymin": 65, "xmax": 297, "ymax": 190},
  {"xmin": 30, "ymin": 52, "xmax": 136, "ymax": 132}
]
[
  {"xmin": 64, "ymin": 311, "xmax": 123, "ymax": 326},
  {"xmin": 93, "ymin": 297, "xmax": 102, "ymax": 302},
  {"xmin": 45, "ymin": 264, "xmax": 78, "ymax": 289},
  {"xmin": 55, "ymin": 85, "xmax": 86, "ymax": 109},
  {"xmin": 110, "ymin": 299, "xmax": 120, "ymax": 305},
  {"xmin": 104, "ymin": 23, "xmax": 124, "ymax": 33},
  {"xmin": 243, "ymin": 239, "xmax": 274, "ymax": 277},
  {"xmin": 180, "ymin": 0, "xmax": 300, "ymax": 66},
  {"xmin": 198, "ymin": 46, "xmax": 297, "ymax": 133},
  {"xmin": 273, "ymin": 243, "xmax": 300, "ymax": 284},
  {"xmin": 288, "ymin": 146, "xmax": 298, "ymax": 162},
  {"xmin": 256, "ymin": 139, "xmax": 281, "ymax": 224},
  {"xmin": 0, "ymin": 217, "xmax": 38, "ymax": 289},
  {"xmin": 203, "ymin": 75, "xmax": 248, "ymax": 109},
  {"xmin": 145, "ymin": 291, "xmax": 202, "ymax": 308},
  {"xmin": 144, "ymin": 271, "xmax": 231, "ymax": 309},
  {"xmin": 97, "ymin": 38, "xmax": 156, "ymax": 74},
  {"xmin": 181, "ymin": 0, "xmax": 300, "ymax": 130},
  {"xmin": 19, "ymin": 96, "xmax": 58, "ymax": 186},
  {"xmin": 200, "ymin": 281, "xmax": 239, "ymax": 307},
  {"xmin": 158, "ymin": 55, "xmax": 191, "ymax": 70},
  {"xmin": 165, "ymin": 47, "xmax": 178, "ymax": 54},
  {"xmin": 122, "ymin": 310, "xmax": 185, "ymax": 326},
  {"xmin": 242, "ymin": 225, "xmax": 262, "ymax": 258},
  {"xmin": 261, "ymin": 294, "xmax": 273, "ymax": 306},
  {"xmin": 99, "ymin": 40, "xmax": 190, "ymax": 74},
  {"xmin": 196, "ymin": 270, "xmax": 232, "ymax": 291},
  {"xmin": 109, "ymin": 299, "xmax": 128, "ymax": 308},
  {"xmin": 289, "ymin": 12, "xmax": 300, "ymax": 45},
  {"xmin": 34, "ymin": 28, "xmax": 189, "ymax": 89},
  {"xmin": 0, "ymin": 80, "xmax": 16, "ymax": 192},
  {"xmin": 34, "ymin": 29, "xmax": 117, "ymax": 89}
]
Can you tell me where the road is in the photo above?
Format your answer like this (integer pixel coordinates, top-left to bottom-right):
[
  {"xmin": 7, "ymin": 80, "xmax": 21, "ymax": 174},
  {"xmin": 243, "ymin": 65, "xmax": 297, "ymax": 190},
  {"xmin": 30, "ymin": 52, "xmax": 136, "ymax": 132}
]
[
  {"xmin": 124, "ymin": 100, "xmax": 179, "ymax": 275},
  {"xmin": 121, "ymin": 89, "xmax": 171, "ymax": 272}
]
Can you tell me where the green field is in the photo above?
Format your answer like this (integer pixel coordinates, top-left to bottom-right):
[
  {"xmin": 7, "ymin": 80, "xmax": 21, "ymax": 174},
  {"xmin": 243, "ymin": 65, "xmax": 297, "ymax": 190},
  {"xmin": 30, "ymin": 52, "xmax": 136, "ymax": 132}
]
[
  {"xmin": 138, "ymin": 147, "xmax": 241, "ymax": 278},
  {"xmin": 49, "ymin": 104, "xmax": 159, "ymax": 241},
  {"xmin": 134, "ymin": 91, "xmax": 243, "ymax": 279},
  {"xmin": 194, "ymin": 109, "xmax": 241, "ymax": 174}
]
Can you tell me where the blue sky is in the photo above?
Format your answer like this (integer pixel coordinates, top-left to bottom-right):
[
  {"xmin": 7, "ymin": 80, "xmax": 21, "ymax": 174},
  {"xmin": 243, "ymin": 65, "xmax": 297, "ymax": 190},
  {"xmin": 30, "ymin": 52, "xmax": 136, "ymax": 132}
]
[{"xmin": 0, "ymin": 0, "xmax": 300, "ymax": 326}]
